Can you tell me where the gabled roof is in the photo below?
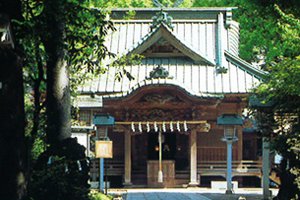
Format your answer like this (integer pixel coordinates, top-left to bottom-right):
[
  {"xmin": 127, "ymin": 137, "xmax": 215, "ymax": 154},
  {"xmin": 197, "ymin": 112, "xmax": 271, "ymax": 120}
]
[
  {"xmin": 78, "ymin": 8, "xmax": 267, "ymax": 100},
  {"xmin": 126, "ymin": 23, "xmax": 216, "ymax": 66}
]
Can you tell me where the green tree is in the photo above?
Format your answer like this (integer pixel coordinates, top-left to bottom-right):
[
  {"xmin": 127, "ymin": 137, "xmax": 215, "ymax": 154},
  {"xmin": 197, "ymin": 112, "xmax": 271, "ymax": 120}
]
[
  {"xmin": 193, "ymin": 0, "xmax": 300, "ymax": 64},
  {"xmin": 254, "ymin": 6, "xmax": 300, "ymax": 199},
  {"xmin": 10, "ymin": 0, "xmax": 114, "ymax": 199}
]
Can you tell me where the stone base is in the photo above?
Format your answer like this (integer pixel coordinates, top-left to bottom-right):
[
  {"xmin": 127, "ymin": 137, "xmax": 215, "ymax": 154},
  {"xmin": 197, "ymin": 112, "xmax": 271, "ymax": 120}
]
[
  {"xmin": 262, "ymin": 190, "xmax": 272, "ymax": 200},
  {"xmin": 188, "ymin": 182, "xmax": 199, "ymax": 187},
  {"xmin": 123, "ymin": 182, "xmax": 133, "ymax": 188},
  {"xmin": 225, "ymin": 189, "xmax": 233, "ymax": 194}
]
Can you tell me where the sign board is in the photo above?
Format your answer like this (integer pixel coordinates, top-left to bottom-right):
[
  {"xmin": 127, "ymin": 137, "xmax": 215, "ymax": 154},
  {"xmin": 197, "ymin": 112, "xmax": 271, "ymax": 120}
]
[{"xmin": 95, "ymin": 141, "xmax": 113, "ymax": 158}]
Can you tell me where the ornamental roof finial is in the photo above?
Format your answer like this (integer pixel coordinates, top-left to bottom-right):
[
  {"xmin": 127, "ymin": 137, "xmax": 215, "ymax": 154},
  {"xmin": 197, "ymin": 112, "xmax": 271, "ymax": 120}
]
[
  {"xmin": 150, "ymin": 0, "xmax": 184, "ymax": 31},
  {"xmin": 150, "ymin": 9, "xmax": 174, "ymax": 31}
]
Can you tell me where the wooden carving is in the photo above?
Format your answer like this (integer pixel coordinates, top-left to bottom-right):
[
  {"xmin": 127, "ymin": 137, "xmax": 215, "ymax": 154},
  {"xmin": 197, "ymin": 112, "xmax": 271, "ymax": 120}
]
[
  {"xmin": 124, "ymin": 108, "xmax": 192, "ymax": 121},
  {"xmin": 142, "ymin": 93, "xmax": 176, "ymax": 103}
]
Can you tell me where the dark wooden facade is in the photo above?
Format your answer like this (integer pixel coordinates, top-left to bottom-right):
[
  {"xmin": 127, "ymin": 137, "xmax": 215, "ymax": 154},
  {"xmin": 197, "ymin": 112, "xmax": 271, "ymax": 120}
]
[{"xmin": 85, "ymin": 86, "xmax": 262, "ymax": 187}]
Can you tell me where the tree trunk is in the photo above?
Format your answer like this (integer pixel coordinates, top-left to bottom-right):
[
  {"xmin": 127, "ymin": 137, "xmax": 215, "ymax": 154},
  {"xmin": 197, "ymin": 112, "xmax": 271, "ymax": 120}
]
[
  {"xmin": 28, "ymin": 1, "xmax": 90, "ymax": 199},
  {"xmin": 0, "ymin": 47, "xmax": 27, "ymax": 200},
  {"xmin": 43, "ymin": 0, "xmax": 71, "ymax": 145},
  {"xmin": 46, "ymin": 54, "xmax": 71, "ymax": 144}
]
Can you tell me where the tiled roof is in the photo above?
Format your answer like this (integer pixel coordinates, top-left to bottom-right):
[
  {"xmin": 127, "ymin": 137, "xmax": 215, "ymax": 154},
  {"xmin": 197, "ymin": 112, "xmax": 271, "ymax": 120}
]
[
  {"xmin": 105, "ymin": 19, "xmax": 219, "ymax": 61},
  {"xmin": 78, "ymin": 8, "xmax": 266, "ymax": 99},
  {"xmin": 80, "ymin": 56, "xmax": 263, "ymax": 97}
]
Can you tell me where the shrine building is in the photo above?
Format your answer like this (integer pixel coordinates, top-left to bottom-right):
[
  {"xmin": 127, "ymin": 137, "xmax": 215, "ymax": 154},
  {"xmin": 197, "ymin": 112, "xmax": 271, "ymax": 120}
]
[{"xmin": 73, "ymin": 7, "xmax": 268, "ymax": 189}]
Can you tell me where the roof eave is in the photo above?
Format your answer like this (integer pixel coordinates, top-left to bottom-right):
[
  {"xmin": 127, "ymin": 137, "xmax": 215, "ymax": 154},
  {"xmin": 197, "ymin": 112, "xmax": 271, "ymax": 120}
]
[{"xmin": 224, "ymin": 51, "xmax": 268, "ymax": 79}]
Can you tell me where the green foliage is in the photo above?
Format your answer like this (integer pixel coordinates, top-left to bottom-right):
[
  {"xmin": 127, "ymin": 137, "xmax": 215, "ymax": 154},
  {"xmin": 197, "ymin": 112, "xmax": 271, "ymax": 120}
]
[
  {"xmin": 13, "ymin": 0, "xmax": 117, "ymax": 199},
  {"xmin": 88, "ymin": 191, "xmax": 113, "ymax": 200},
  {"xmin": 29, "ymin": 138, "xmax": 90, "ymax": 200},
  {"xmin": 253, "ymin": 6, "xmax": 300, "ymax": 199},
  {"xmin": 193, "ymin": 0, "xmax": 279, "ymax": 64},
  {"xmin": 112, "ymin": 54, "xmax": 144, "ymax": 81},
  {"xmin": 16, "ymin": 0, "xmax": 116, "ymax": 95},
  {"xmin": 64, "ymin": 2, "xmax": 115, "ymax": 72},
  {"xmin": 255, "ymin": 6, "xmax": 300, "ymax": 108},
  {"xmin": 31, "ymin": 136, "xmax": 47, "ymax": 160},
  {"xmin": 15, "ymin": 0, "xmax": 116, "ymax": 152},
  {"xmin": 95, "ymin": 0, "xmax": 193, "ymax": 8},
  {"xmin": 275, "ymin": 5, "xmax": 300, "ymax": 58},
  {"xmin": 257, "ymin": 57, "xmax": 300, "ymax": 106},
  {"xmin": 91, "ymin": 0, "xmax": 153, "ymax": 8}
]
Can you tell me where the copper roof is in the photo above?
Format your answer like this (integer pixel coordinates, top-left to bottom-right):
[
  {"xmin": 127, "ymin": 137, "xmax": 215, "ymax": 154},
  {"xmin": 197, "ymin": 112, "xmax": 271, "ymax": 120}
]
[{"xmin": 78, "ymin": 8, "xmax": 266, "ymax": 99}]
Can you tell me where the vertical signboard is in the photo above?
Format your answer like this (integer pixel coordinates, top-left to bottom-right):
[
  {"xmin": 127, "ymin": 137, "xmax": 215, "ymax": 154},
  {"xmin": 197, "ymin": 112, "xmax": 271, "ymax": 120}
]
[{"xmin": 95, "ymin": 141, "xmax": 113, "ymax": 158}]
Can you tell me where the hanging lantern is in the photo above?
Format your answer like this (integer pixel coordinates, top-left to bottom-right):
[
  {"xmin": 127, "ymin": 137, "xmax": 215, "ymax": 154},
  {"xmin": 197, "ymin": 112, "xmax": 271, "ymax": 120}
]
[{"xmin": 217, "ymin": 114, "xmax": 243, "ymax": 141}]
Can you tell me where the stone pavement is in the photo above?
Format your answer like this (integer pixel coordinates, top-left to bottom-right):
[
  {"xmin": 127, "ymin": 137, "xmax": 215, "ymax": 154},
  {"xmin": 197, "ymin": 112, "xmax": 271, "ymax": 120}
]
[
  {"xmin": 125, "ymin": 192, "xmax": 210, "ymax": 200},
  {"xmin": 108, "ymin": 188, "xmax": 279, "ymax": 200}
]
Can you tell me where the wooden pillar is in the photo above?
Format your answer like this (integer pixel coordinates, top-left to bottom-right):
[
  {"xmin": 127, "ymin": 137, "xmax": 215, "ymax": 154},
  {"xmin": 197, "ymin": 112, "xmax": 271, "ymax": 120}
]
[
  {"xmin": 124, "ymin": 131, "xmax": 132, "ymax": 186},
  {"xmin": 237, "ymin": 126, "xmax": 243, "ymax": 160},
  {"xmin": 189, "ymin": 129, "xmax": 198, "ymax": 186}
]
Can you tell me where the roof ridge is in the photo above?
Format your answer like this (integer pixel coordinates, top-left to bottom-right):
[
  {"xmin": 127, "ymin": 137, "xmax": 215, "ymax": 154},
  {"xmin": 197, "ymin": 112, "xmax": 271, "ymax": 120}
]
[{"xmin": 224, "ymin": 50, "xmax": 267, "ymax": 79}]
